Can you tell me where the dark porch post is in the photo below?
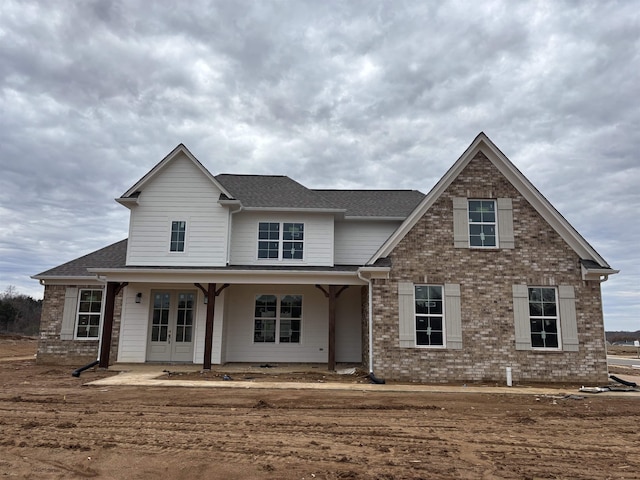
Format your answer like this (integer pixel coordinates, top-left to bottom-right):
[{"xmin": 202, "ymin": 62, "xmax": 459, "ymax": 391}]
[
  {"xmin": 203, "ymin": 283, "xmax": 216, "ymax": 371},
  {"xmin": 99, "ymin": 282, "xmax": 119, "ymax": 368},
  {"xmin": 328, "ymin": 285, "xmax": 337, "ymax": 371}
]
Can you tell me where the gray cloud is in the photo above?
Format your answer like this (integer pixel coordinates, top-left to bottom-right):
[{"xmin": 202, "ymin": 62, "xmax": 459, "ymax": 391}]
[{"xmin": 1, "ymin": 0, "xmax": 638, "ymax": 329}]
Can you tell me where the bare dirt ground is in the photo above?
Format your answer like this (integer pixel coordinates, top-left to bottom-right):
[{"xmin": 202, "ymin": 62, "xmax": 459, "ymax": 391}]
[{"xmin": 2, "ymin": 336, "xmax": 640, "ymax": 480}]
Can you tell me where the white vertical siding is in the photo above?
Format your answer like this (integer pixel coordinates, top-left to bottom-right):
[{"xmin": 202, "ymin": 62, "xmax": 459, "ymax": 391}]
[
  {"xmin": 126, "ymin": 152, "xmax": 229, "ymax": 266},
  {"xmin": 334, "ymin": 221, "xmax": 400, "ymax": 265},
  {"xmin": 229, "ymin": 212, "xmax": 334, "ymax": 266}
]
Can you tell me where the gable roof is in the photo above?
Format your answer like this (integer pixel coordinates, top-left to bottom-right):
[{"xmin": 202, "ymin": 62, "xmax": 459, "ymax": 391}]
[
  {"xmin": 117, "ymin": 144, "xmax": 232, "ymax": 205},
  {"xmin": 315, "ymin": 190, "xmax": 425, "ymax": 218},
  {"xmin": 370, "ymin": 132, "xmax": 616, "ymax": 272}
]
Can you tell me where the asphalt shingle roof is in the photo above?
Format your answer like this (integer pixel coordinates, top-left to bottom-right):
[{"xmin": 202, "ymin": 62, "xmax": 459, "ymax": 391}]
[
  {"xmin": 314, "ymin": 190, "xmax": 425, "ymax": 218},
  {"xmin": 215, "ymin": 174, "xmax": 425, "ymax": 217},
  {"xmin": 33, "ymin": 239, "xmax": 128, "ymax": 278},
  {"xmin": 215, "ymin": 174, "xmax": 341, "ymax": 210}
]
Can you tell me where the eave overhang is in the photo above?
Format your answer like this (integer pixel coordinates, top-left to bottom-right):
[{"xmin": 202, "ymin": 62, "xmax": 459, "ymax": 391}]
[
  {"xmin": 581, "ymin": 264, "xmax": 620, "ymax": 282},
  {"xmin": 85, "ymin": 267, "xmax": 367, "ymax": 285},
  {"xmin": 356, "ymin": 266, "xmax": 391, "ymax": 279}
]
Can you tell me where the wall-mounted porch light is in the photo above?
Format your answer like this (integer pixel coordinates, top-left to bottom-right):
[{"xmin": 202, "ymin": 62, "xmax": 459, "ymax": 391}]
[{"xmin": 135, "ymin": 292, "xmax": 142, "ymax": 304}]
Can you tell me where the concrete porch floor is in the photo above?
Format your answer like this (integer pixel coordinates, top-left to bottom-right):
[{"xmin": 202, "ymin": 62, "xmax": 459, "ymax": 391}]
[{"xmin": 86, "ymin": 362, "xmax": 640, "ymax": 397}]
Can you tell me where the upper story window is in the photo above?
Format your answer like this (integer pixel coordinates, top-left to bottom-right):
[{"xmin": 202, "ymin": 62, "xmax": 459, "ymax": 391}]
[
  {"xmin": 454, "ymin": 197, "xmax": 514, "ymax": 249},
  {"xmin": 258, "ymin": 222, "xmax": 304, "ymax": 260},
  {"xmin": 528, "ymin": 287, "xmax": 559, "ymax": 349},
  {"xmin": 468, "ymin": 200, "xmax": 497, "ymax": 247},
  {"xmin": 75, "ymin": 289, "xmax": 103, "ymax": 339},
  {"xmin": 170, "ymin": 221, "xmax": 186, "ymax": 252},
  {"xmin": 414, "ymin": 285, "xmax": 444, "ymax": 347}
]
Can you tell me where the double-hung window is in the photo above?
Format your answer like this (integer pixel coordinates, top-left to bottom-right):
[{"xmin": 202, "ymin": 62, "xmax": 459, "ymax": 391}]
[
  {"xmin": 468, "ymin": 200, "xmax": 497, "ymax": 247},
  {"xmin": 528, "ymin": 287, "xmax": 559, "ymax": 349},
  {"xmin": 254, "ymin": 294, "xmax": 302, "ymax": 343},
  {"xmin": 258, "ymin": 222, "xmax": 304, "ymax": 260},
  {"xmin": 414, "ymin": 285, "xmax": 444, "ymax": 347},
  {"xmin": 75, "ymin": 289, "xmax": 103, "ymax": 339},
  {"xmin": 170, "ymin": 221, "xmax": 186, "ymax": 252}
]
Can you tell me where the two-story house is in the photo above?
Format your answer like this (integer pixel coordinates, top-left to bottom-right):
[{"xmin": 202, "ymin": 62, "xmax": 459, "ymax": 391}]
[{"xmin": 33, "ymin": 133, "xmax": 618, "ymax": 384}]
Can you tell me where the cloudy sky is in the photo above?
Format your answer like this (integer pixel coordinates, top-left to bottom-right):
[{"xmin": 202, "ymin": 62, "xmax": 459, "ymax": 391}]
[{"xmin": 1, "ymin": 1, "xmax": 638, "ymax": 330}]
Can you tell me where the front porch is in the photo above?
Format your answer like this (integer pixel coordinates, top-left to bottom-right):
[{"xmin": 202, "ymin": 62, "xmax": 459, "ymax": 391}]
[{"xmin": 96, "ymin": 276, "xmax": 368, "ymax": 371}]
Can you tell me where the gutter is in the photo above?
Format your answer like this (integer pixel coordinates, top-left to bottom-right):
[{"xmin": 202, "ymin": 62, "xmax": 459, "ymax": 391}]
[{"xmin": 357, "ymin": 269, "xmax": 385, "ymax": 384}]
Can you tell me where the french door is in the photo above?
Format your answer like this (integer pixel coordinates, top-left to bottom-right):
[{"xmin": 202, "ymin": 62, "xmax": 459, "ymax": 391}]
[{"xmin": 146, "ymin": 291, "xmax": 196, "ymax": 362}]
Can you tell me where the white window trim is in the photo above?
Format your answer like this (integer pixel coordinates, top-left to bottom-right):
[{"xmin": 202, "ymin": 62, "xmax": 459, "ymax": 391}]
[
  {"xmin": 168, "ymin": 220, "xmax": 188, "ymax": 254},
  {"xmin": 74, "ymin": 288, "xmax": 105, "ymax": 340},
  {"xmin": 252, "ymin": 294, "xmax": 303, "ymax": 345},
  {"xmin": 256, "ymin": 221, "xmax": 305, "ymax": 261},
  {"xmin": 468, "ymin": 199, "xmax": 499, "ymax": 249},
  {"xmin": 528, "ymin": 286, "xmax": 562, "ymax": 351},
  {"xmin": 414, "ymin": 285, "xmax": 446, "ymax": 349}
]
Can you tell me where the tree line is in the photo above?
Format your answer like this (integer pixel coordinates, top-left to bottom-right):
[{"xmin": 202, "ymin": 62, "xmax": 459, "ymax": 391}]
[{"xmin": 0, "ymin": 286, "xmax": 42, "ymax": 336}]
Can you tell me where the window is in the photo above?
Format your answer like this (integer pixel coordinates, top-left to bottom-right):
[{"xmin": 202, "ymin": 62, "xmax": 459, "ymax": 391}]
[
  {"xmin": 468, "ymin": 200, "xmax": 496, "ymax": 247},
  {"xmin": 414, "ymin": 285, "xmax": 444, "ymax": 346},
  {"xmin": 170, "ymin": 221, "xmax": 186, "ymax": 252},
  {"xmin": 454, "ymin": 197, "xmax": 514, "ymax": 249},
  {"xmin": 528, "ymin": 287, "xmax": 559, "ymax": 349},
  {"xmin": 257, "ymin": 222, "xmax": 304, "ymax": 260},
  {"xmin": 254, "ymin": 294, "xmax": 302, "ymax": 343},
  {"xmin": 75, "ymin": 289, "xmax": 103, "ymax": 339}
]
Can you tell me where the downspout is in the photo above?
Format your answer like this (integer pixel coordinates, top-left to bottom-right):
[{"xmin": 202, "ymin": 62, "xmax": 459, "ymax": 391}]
[
  {"xmin": 226, "ymin": 204, "xmax": 243, "ymax": 265},
  {"xmin": 357, "ymin": 270, "xmax": 385, "ymax": 384},
  {"xmin": 72, "ymin": 276, "xmax": 107, "ymax": 377}
]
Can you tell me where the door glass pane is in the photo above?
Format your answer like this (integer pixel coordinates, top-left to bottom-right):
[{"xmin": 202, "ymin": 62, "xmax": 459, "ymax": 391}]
[
  {"xmin": 175, "ymin": 293, "xmax": 195, "ymax": 342},
  {"xmin": 151, "ymin": 293, "xmax": 170, "ymax": 343}
]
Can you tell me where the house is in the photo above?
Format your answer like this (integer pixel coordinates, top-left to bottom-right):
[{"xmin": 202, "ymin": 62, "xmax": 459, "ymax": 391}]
[{"xmin": 33, "ymin": 133, "xmax": 618, "ymax": 384}]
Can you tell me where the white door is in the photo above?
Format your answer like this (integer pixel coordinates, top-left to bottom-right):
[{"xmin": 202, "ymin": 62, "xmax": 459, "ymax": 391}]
[{"xmin": 146, "ymin": 291, "xmax": 196, "ymax": 362}]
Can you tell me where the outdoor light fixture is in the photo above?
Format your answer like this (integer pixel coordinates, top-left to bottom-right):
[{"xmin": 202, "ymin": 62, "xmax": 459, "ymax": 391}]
[{"xmin": 135, "ymin": 292, "xmax": 142, "ymax": 304}]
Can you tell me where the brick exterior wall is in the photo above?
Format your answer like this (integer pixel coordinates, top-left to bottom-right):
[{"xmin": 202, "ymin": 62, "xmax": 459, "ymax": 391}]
[
  {"xmin": 372, "ymin": 152, "xmax": 609, "ymax": 384},
  {"xmin": 37, "ymin": 284, "xmax": 123, "ymax": 366}
]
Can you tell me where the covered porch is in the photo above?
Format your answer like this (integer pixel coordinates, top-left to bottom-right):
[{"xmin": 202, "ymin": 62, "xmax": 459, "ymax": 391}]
[{"xmin": 89, "ymin": 266, "xmax": 382, "ymax": 371}]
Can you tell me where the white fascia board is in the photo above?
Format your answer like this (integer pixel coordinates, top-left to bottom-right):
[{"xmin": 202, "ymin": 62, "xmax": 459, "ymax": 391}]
[
  {"xmin": 357, "ymin": 266, "xmax": 390, "ymax": 279},
  {"xmin": 31, "ymin": 276, "xmax": 105, "ymax": 285},
  {"xmin": 370, "ymin": 132, "xmax": 613, "ymax": 268},
  {"xmin": 581, "ymin": 264, "xmax": 620, "ymax": 282},
  {"xmin": 115, "ymin": 197, "xmax": 139, "ymax": 208},
  {"xmin": 119, "ymin": 144, "xmax": 233, "ymax": 200},
  {"xmin": 86, "ymin": 268, "xmax": 366, "ymax": 285}
]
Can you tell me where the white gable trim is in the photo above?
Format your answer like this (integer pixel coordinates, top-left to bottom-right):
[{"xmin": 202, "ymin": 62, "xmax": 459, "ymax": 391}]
[
  {"xmin": 117, "ymin": 144, "xmax": 232, "ymax": 204},
  {"xmin": 370, "ymin": 132, "xmax": 613, "ymax": 269}
]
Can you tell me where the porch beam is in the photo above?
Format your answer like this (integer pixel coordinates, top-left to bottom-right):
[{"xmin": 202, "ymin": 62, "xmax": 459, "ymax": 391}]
[{"xmin": 99, "ymin": 281, "xmax": 122, "ymax": 369}]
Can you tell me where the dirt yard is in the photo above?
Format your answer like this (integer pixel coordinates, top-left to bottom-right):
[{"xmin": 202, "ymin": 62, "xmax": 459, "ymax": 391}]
[{"xmin": 1, "ymin": 336, "xmax": 640, "ymax": 479}]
